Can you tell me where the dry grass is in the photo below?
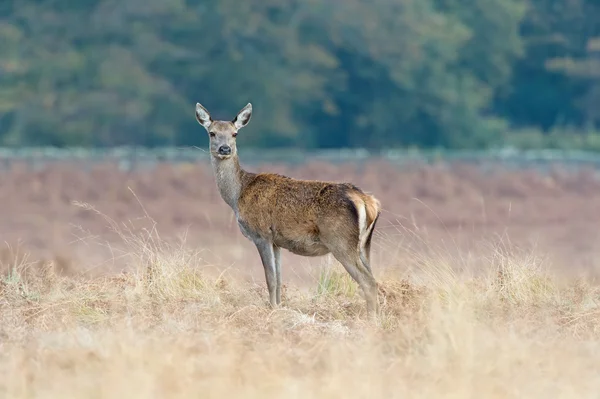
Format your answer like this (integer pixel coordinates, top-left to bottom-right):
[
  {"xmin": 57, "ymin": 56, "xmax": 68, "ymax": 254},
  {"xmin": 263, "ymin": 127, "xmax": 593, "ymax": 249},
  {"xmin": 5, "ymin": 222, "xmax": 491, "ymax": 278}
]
[
  {"xmin": 3, "ymin": 159, "xmax": 600, "ymax": 273},
  {"xmin": 2, "ymin": 213, "xmax": 600, "ymax": 399}
]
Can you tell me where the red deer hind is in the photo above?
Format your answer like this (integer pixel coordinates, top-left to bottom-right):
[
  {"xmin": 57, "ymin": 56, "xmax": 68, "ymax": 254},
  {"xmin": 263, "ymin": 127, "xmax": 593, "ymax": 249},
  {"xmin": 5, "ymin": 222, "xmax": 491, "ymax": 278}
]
[{"xmin": 195, "ymin": 102, "xmax": 382, "ymax": 317}]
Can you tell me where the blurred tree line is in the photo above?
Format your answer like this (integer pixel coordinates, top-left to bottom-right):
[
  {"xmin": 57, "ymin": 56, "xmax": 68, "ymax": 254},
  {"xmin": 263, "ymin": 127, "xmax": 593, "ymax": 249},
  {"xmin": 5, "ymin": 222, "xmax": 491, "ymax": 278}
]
[{"xmin": 0, "ymin": 0, "xmax": 598, "ymax": 150}]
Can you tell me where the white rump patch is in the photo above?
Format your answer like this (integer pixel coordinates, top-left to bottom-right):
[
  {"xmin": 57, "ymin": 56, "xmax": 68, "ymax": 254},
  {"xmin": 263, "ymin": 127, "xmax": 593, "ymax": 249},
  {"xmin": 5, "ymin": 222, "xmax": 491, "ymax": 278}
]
[{"xmin": 356, "ymin": 201, "xmax": 367, "ymax": 246}]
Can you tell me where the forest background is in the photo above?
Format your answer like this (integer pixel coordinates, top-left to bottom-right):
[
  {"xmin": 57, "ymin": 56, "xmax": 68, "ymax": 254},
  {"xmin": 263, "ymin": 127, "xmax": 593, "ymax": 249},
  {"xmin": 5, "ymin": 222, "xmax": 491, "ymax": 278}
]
[{"xmin": 0, "ymin": 0, "xmax": 599, "ymax": 151}]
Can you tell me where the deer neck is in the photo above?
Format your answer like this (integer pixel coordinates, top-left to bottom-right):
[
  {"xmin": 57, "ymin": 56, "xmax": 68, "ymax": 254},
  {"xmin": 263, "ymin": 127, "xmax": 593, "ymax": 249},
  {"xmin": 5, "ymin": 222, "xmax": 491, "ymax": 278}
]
[{"xmin": 211, "ymin": 154, "xmax": 245, "ymax": 213}]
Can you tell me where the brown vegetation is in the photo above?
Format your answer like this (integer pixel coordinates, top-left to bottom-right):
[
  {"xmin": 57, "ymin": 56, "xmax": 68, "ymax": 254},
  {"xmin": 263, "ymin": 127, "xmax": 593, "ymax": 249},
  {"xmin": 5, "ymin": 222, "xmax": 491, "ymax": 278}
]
[
  {"xmin": 1, "ymin": 217, "xmax": 600, "ymax": 397},
  {"xmin": 2, "ymin": 158, "xmax": 600, "ymax": 396},
  {"xmin": 1, "ymin": 159, "xmax": 599, "ymax": 279}
]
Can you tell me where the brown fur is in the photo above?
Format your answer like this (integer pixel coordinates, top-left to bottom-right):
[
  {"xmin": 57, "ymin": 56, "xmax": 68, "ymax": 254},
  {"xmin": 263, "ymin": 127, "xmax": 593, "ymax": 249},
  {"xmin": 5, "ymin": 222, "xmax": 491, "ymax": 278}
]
[
  {"xmin": 238, "ymin": 171, "xmax": 370, "ymax": 257},
  {"xmin": 195, "ymin": 102, "xmax": 382, "ymax": 317}
]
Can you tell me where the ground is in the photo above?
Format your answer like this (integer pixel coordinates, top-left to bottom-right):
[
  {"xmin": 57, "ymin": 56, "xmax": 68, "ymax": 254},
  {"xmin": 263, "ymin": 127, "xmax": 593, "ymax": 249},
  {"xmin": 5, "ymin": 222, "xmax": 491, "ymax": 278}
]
[{"xmin": 1, "ymin": 158, "xmax": 600, "ymax": 397}]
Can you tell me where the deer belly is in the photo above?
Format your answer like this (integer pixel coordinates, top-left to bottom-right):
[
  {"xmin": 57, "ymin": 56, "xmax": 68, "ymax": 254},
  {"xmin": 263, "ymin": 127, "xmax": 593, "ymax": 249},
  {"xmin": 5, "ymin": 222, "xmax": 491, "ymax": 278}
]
[
  {"xmin": 272, "ymin": 231, "xmax": 330, "ymax": 257},
  {"xmin": 237, "ymin": 217, "xmax": 329, "ymax": 256}
]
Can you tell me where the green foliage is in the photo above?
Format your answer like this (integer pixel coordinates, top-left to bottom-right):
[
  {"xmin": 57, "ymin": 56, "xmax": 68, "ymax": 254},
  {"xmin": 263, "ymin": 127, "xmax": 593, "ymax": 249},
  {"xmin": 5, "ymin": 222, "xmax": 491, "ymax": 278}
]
[
  {"xmin": 503, "ymin": 126, "xmax": 600, "ymax": 152},
  {"xmin": 0, "ymin": 0, "xmax": 597, "ymax": 149},
  {"xmin": 494, "ymin": 0, "xmax": 600, "ymax": 132},
  {"xmin": 316, "ymin": 263, "xmax": 358, "ymax": 298}
]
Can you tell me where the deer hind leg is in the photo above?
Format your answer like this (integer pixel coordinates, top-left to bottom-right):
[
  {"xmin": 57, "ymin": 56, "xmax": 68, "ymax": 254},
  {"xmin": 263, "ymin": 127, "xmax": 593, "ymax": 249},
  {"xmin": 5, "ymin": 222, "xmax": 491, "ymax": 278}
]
[
  {"xmin": 329, "ymin": 246, "xmax": 379, "ymax": 318},
  {"xmin": 254, "ymin": 240, "xmax": 278, "ymax": 308},
  {"xmin": 274, "ymin": 245, "xmax": 282, "ymax": 305}
]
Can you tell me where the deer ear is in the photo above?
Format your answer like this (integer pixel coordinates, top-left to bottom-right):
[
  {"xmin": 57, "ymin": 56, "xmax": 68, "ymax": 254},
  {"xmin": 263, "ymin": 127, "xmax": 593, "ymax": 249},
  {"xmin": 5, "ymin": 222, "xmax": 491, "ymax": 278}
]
[
  {"xmin": 195, "ymin": 103, "xmax": 212, "ymax": 130},
  {"xmin": 232, "ymin": 103, "xmax": 252, "ymax": 130}
]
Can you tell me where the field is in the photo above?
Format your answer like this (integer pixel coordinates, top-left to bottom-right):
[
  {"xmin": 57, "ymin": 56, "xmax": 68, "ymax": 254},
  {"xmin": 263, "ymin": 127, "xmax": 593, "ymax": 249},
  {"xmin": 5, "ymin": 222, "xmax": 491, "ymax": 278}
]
[{"xmin": 2, "ymin": 156, "xmax": 600, "ymax": 397}]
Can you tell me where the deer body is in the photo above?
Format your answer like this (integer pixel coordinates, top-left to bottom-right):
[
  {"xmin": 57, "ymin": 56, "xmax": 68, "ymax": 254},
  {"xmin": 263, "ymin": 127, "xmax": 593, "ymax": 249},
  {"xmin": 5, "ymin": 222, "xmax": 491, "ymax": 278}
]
[{"xmin": 197, "ymin": 103, "xmax": 381, "ymax": 316}]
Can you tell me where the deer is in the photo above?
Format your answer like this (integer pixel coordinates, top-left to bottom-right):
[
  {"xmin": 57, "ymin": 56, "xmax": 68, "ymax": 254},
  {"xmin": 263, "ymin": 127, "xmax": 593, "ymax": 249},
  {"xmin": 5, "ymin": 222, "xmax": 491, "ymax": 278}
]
[{"xmin": 195, "ymin": 102, "xmax": 382, "ymax": 317}]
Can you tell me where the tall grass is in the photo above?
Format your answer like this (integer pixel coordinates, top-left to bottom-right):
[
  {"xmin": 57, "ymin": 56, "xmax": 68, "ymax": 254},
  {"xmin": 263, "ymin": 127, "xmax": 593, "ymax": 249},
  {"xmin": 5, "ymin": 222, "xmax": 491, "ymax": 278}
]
[{"xmin": 1, "ymin": 208, "xmax": 600, "ymax": 398}]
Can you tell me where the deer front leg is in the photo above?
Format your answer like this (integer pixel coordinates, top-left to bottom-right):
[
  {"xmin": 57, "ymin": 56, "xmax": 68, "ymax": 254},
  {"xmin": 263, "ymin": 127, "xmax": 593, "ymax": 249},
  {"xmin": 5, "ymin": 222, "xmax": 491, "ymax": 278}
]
[
  {"xmin": 273, "ymin": 245, "xmax": 282, "ymax": 305},
  {"xmin": 255, "ymin": 240, "xmax": 278, "ymax": 308}
]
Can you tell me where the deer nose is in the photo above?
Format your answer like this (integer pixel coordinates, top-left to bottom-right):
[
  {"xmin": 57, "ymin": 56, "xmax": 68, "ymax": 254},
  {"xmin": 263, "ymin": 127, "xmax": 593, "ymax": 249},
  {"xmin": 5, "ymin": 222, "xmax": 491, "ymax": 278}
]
[{"xmin": 218, "ymin": 145, "xmax": 231, "ymax": 155}]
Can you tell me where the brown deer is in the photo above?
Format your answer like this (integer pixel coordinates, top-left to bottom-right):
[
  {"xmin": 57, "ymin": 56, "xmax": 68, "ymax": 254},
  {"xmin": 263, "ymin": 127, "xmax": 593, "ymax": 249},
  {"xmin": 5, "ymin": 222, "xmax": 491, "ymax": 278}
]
[{"xmin": 195, "ymin": 102, "xmax": 382, "ymax": 317}]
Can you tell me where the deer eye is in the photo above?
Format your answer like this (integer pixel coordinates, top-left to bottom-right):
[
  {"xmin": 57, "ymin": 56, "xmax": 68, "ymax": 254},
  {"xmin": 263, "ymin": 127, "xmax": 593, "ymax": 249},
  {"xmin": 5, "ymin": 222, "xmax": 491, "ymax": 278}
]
[
  {"xmin": 209, "ymin": 132, "xmax": 216, "ymax": 138},
  {"xmin": 232, "ymin": 132, "xmax": 238, "ymax": 138}
]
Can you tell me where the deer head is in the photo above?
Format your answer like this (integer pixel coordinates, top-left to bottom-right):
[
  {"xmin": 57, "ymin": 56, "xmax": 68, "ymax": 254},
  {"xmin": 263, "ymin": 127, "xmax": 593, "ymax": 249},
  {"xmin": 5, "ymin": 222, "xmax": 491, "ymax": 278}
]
[{"xmin": 195, "ymin": 103, "xmax": 253, "ymax": 160}]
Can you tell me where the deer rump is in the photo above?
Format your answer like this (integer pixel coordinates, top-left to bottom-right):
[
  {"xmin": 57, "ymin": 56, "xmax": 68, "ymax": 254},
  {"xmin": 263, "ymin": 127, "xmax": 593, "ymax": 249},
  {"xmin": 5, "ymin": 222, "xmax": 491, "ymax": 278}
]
[{"xmin": 236, "ymin": 173, "xmax": 380, "ymax": 258}]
